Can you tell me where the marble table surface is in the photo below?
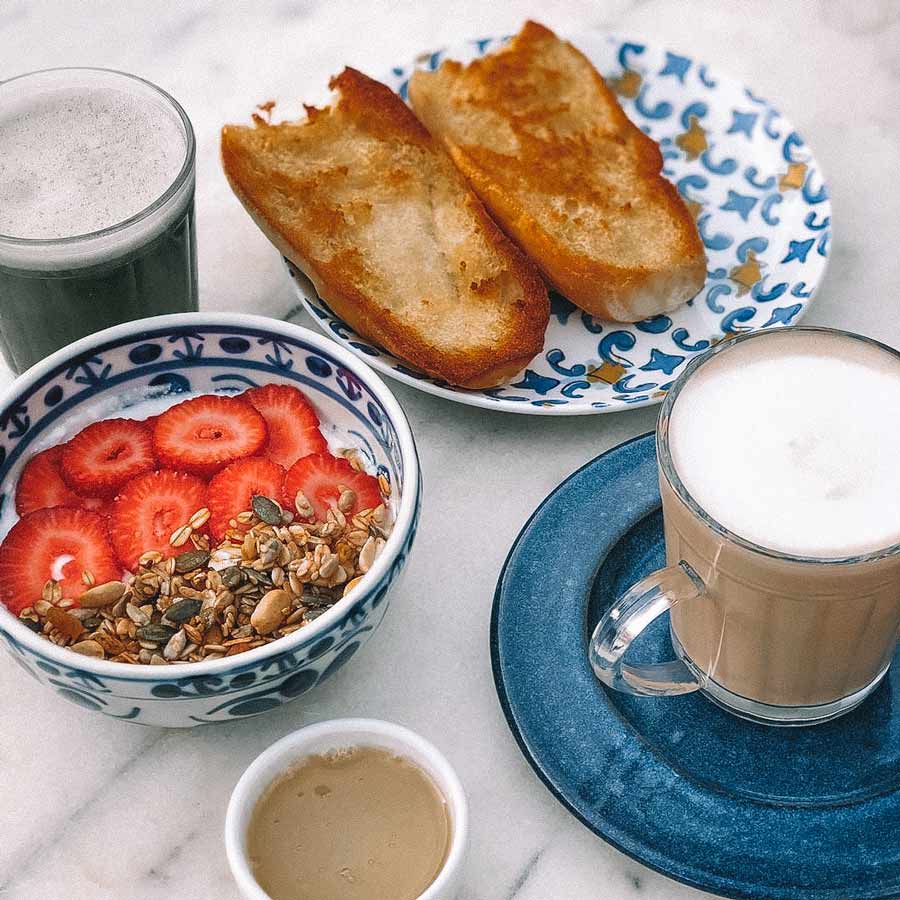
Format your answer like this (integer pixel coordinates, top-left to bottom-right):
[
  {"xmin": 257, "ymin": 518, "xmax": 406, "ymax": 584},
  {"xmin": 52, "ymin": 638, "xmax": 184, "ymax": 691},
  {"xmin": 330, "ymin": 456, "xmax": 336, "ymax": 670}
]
[{"xmin": 2, "ymin": 0, "xmax": 900, "ymax": 897}]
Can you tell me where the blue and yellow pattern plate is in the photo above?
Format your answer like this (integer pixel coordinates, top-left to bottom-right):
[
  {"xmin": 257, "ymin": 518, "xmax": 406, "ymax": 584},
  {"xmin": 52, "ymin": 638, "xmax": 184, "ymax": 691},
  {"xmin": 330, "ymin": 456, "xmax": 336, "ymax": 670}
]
[{"xmin": 289, "ymin": 32, "xmax": 831, "ymax": 415}]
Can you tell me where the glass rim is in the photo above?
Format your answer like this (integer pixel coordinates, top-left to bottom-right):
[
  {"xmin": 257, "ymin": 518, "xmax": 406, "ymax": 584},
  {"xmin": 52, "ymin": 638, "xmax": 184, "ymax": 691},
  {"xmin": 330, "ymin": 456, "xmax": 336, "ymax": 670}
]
[
  {"xmin": 657, "ymin": 325, "xmax": 900, "ymax": 566},
  {"xmin": 0, "ymin": 66, "xmax": 195, "ymax": 246}
]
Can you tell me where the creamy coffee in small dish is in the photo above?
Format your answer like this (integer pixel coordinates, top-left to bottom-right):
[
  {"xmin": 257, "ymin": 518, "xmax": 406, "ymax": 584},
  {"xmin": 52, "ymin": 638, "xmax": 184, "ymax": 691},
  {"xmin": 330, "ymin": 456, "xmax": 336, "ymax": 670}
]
[{"xmin": 247, "ymin": 746, "xmax": 451, "ymax": 900}]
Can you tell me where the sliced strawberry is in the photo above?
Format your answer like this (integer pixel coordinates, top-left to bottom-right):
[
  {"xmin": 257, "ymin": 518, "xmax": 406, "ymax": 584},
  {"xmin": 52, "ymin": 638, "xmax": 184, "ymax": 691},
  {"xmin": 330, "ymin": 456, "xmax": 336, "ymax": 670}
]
[
  {"xmin": 15, "ymin": 446, "xmax": 108, "ymax": 516},
  {"xmin": 0, "ymin": 508, "xmax": 120, "ymax": 612},
  {"xmin": 109, "ymin": 470, "xmax": 208, "ymax": 570},
  {"xmin": 152, "ymin": 395, "xmax": 267, "ymax": 477},
  {"xmin": 208, "ymin": 456, "xmax": 286, "ymax": 539},
  {"xmin": 16, "ymin": 446, "xmax": 84, "ymax": 515},
  {"xmin": 61, "ymin": 418, "xmax": 155, "ymax": 498},
  {"xmin": 283, "ymin": 452, "xmax": 382, "ymax": 521},
  {"xmin": 245, "ymin": 384, "xmax": 328, "ymax": 469}
]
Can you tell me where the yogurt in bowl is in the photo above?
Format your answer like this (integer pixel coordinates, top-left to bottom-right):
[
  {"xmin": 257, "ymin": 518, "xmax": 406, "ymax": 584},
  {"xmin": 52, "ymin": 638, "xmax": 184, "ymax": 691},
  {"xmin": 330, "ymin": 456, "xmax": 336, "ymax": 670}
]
[{"xmin": 0, "ymin": 313, "xmax": 420, "ymax": 727}]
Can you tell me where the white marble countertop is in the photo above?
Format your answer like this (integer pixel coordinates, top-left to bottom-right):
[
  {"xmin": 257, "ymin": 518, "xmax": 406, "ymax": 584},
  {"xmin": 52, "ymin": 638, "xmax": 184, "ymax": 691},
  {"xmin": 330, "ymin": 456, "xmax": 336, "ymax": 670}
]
[{"xmin": 2, "ymin": 1, "xmax": 899, "ymax": 897}]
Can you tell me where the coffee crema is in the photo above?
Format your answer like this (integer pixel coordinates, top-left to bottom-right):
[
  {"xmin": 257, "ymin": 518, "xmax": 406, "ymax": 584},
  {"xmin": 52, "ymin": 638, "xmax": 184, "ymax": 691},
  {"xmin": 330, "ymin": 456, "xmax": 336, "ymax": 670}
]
[
  {"xmin": 668, "ymin": 329, "xmax": 900, "ymax": 558},
  {"xmin": 247, "ymin": 746, "xmax": 451, "ymax": 900}
]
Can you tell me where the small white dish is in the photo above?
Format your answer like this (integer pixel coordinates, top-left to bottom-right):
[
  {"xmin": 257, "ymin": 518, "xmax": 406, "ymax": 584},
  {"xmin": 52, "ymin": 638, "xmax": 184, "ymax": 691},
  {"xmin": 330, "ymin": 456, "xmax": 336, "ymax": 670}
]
[{"xmin": 225, "ymin": 718, "xmax": 469, "ymax": 900}]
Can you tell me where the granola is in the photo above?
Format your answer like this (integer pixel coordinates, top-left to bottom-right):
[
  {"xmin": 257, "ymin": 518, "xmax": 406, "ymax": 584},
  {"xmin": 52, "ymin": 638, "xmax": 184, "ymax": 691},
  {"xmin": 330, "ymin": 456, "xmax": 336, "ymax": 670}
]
[{"xmin": 17, "ymin": 494, "xmax": 391, "ymax": 665}]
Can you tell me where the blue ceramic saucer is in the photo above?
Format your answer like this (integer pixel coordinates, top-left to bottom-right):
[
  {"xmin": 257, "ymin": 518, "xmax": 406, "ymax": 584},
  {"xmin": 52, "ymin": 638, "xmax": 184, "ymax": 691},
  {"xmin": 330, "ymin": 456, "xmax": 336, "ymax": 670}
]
[{"xmin": 491, "ymin": 433, "xmax": 900, "ymax": 900}]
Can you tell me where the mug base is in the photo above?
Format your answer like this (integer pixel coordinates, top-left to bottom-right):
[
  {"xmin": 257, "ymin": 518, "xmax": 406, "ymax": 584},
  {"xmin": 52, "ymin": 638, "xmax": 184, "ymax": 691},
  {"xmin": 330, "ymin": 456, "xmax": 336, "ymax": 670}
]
[{"xmin": 671, "ymin": 630, "xmax": 890, "ymax": 727}]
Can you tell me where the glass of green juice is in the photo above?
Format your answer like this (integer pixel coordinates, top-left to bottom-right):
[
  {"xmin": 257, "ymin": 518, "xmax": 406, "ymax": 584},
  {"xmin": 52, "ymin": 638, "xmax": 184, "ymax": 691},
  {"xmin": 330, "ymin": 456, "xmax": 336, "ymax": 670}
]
[{"xmin": 0, "ymin": 67, "xmax": 198, "ymax": 374}]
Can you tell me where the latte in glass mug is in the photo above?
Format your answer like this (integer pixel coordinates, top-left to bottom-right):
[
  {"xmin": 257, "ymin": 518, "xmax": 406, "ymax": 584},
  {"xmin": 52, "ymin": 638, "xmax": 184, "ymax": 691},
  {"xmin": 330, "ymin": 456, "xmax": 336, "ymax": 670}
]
[{"xmin": 590, "ymin": 327, "xmax": 900, "ymax": 726}]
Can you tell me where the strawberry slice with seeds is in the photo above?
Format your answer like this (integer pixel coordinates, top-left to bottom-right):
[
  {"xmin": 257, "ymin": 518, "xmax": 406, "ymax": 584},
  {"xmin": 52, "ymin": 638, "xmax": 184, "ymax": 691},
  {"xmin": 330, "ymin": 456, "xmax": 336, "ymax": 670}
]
[
  {"xmin": 208, "ymin": 456, "xmax": 286, "ymax": 539},
  {"xmin": 16, "ymin": 446, "xmax": 89, "ymax": 515},
  {"xmin": 152, "ymin": 395, "xmax": 267, "ymax": 477},
  {"xmin": 283, "ymin": 452, "xmax": 382, "ymax": 522},
  {"xmin": 0, "ymin": 508, "xmax": 120, "ymax": 612},
  {"xmin": 61, "ymin": 418, "xmax": 155, "ymax": 498},
  {"xmin": 245, "ymin": 384, "xmax": 328, "ymax": 469},
  {"xmin": 109, "ymin": 470, "xmax": 208, "ymax": 570}
]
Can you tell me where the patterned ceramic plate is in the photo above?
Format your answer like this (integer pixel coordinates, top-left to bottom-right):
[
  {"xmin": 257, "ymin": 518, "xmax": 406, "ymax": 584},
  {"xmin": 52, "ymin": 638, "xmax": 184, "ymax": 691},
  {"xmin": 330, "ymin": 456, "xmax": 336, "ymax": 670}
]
[
  {"xmin": 289, "ymin": 31, "xmax": 831, "ymax": 414},
  {"xmin": 493, "ymin": 434, "xmax": 900, "ymax": 899}
]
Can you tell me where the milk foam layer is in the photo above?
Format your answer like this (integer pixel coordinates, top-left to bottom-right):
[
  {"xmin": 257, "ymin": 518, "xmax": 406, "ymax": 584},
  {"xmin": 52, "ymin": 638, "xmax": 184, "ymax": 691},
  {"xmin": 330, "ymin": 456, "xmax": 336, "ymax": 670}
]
[
  {"xmin": 668, "ymin": 331, "xmax": 900, "ymax": 558},
  {"xmin": 0, "ymin": 85, "xmax": 185, "ymax": 240}
]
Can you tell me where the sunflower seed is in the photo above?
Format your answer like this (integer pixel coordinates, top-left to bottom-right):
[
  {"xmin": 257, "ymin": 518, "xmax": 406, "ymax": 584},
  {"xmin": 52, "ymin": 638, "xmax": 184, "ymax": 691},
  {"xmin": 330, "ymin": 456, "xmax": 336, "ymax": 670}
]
[
  {"xmin": 318, "ymin": 553, "xmax": 339, "ymax": 579},
  {"xmin": 163, "ymin": 629, "xmax": 187, "ymax": 661},
  {"xmin": 260, "ymin": 539, "xmax": 282, "ymax": 566},
  {"xmin": 125, "ymin": 603, "xmax": 150, "ymax": 626},
  {"xmin": 294, "ymin": 490, "xmax": 314, "ymax": 518},
  {"xmin": 358, "ymin": 536, "xmax": 377, "ymax": 574}
]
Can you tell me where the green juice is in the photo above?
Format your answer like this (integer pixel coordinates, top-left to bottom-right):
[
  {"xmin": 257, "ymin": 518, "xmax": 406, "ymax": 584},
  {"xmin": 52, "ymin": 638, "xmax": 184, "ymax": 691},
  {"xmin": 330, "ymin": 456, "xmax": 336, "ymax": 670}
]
[{"xmin": 0, "ymin": 68, "xmax": 199, "ymax": 373}]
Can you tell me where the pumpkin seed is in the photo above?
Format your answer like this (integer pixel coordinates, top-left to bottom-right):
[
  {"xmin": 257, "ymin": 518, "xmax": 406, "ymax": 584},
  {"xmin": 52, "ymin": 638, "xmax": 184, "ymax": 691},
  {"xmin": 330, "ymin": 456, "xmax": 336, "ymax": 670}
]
[
  {"xmin": 244, "ymin": 568, "xmax": 272, "ymax": 587},
  {"xmin": 252, "ymin": 494, "xmax": 283, "ymax": 525},
  {"xmin": 164, "ymin": 599, "xmax": 202, "ymax": 624},
  {"xmin": 20, "ymin": 617, "xmax": 43, "ymax": 633},
  {"xmin": 135, "ymin": 624, "xmax": 177, "ymax": 643},
  {"xmin": 174, "ymin": 549, "xmax": 210, "ymax": 574},
  {"xmin": 221, "ymin": 566, "xmax": 244, "ymax": 590}
]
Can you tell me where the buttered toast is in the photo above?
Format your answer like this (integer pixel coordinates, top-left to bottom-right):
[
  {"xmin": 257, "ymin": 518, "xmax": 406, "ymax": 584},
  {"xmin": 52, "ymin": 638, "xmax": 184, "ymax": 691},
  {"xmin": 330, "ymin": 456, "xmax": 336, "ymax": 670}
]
[
  {"xmin": 221, "ymin": 68, "xmax": 548, "ymax": 388},
  {"xmin": 408, "ymin": 21, "xmax": 707, "ymax": 322}
]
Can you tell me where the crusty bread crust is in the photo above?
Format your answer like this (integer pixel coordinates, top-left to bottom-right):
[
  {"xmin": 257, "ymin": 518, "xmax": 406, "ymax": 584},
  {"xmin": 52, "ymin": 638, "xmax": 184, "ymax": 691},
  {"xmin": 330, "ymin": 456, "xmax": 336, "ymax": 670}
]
[
  {"xmin": 409, "ymin": 21, "xmax": 707, "ymax": 322},
  {"xmin": 221, "ymin": 67, "xmax": 548, "ymax": 388}
]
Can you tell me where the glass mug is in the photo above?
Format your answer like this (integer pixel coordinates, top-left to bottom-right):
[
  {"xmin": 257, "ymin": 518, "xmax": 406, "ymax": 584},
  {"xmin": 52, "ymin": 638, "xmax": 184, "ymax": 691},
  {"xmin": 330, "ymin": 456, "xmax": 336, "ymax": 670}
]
[
  {"xmin": 589, "ymin": 327, "xmax": 900, "ymax": 726},
  {"xmin": 0, "ymin": 68, "xmax": 198, "ymax": 374}
]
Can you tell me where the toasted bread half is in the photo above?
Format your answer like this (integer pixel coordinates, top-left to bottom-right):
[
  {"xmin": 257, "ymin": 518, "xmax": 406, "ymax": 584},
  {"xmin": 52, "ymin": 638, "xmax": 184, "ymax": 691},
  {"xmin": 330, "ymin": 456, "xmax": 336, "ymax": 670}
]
[
  {"xmin": 221, "ymin": 68, "xmax": 548, "ymax": 388},
  {"xmin": 408, "ymin": 21, "xmax": 707, "ymax": 322}
]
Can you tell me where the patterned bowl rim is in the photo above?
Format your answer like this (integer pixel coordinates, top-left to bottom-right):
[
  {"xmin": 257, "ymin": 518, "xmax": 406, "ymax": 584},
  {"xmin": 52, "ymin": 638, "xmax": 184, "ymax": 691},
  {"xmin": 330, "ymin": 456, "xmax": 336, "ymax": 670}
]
[{"xmin": 0, "ymin": 311, "xmax": 420, "ymax": 680}]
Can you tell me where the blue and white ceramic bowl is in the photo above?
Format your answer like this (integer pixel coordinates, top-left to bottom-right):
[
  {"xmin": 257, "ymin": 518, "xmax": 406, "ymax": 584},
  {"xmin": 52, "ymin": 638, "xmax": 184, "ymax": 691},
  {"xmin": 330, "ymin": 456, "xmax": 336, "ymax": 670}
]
[
  {"xmin": 291, "ymin": 30, "xmax": 831, "ymax": 414},
  {"xmin": 0, "ymin": 313, "xmax": 420, "ymax": 728}
]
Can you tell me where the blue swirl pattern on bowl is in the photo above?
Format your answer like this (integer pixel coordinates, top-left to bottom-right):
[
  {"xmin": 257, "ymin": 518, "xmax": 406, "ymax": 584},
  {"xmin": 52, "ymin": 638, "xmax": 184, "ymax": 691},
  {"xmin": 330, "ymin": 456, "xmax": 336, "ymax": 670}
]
[
  {"xmin": 0, "ymin": 315, "xmax": 419, "ymax": 727},
  {"xmin": 290, "ymin": 31, "xmax": 831, "ymax": 414}
]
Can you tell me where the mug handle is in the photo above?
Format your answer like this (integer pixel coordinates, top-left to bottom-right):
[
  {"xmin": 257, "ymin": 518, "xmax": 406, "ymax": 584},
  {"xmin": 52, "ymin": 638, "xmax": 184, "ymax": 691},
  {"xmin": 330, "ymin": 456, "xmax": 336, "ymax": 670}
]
[{"xmin": 589, "ymin": 561, "xmax": 707, "ymax": 696}]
